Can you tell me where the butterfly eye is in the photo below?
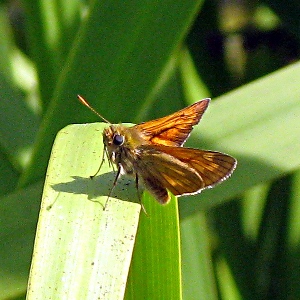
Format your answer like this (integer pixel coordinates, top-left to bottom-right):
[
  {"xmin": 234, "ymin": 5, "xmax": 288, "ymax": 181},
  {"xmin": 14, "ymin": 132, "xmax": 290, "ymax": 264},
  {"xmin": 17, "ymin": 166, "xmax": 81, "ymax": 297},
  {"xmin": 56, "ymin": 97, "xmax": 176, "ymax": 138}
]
[{"xmin": 113, "ymin": 134, "xmax": 124, "ymax": 146}]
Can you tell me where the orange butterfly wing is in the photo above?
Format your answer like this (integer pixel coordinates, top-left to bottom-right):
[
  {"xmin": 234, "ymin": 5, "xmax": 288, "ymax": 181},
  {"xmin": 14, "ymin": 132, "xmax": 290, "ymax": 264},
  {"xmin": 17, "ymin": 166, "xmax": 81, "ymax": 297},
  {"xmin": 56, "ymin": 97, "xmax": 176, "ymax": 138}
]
[
  {"xmin": 134, "ymin": 99, "xmax": 210, "ymax": 147},
  {"xmin": 136, "ymin": 144, "xmax": 236, "ymax": 203},
  {"xmin": 157, "ymin": 145, "xmax": 237, "ymax": 188}
]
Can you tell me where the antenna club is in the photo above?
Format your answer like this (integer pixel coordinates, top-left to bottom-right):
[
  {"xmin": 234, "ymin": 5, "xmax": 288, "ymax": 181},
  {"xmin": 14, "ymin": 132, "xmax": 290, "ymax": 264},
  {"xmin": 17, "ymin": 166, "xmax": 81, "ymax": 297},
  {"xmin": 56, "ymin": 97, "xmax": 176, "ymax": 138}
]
[
  {"xmin": 77, "ymin": 94, "xmax": 88, "ymax": 105},
  {"xmin": 77, "ymin": 95, "xmax": 111, "ymax": 124}
]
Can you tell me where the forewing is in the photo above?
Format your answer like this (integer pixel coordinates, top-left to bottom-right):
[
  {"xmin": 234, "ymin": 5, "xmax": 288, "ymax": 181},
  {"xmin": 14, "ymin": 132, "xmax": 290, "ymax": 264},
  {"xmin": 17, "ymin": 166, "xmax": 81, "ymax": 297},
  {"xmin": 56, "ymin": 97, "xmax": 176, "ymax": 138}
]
[{"xmin": 134, "ymin": 99, "xmax": 210, "ymax": 147}]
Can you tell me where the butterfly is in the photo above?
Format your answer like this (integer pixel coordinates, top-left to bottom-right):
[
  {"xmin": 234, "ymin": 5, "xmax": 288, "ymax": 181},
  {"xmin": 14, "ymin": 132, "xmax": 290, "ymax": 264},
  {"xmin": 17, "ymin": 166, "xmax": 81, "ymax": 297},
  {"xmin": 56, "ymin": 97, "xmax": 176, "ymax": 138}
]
[{"xmin": 78, "ymin": 95, "xmax": 237, "ymax": 207}]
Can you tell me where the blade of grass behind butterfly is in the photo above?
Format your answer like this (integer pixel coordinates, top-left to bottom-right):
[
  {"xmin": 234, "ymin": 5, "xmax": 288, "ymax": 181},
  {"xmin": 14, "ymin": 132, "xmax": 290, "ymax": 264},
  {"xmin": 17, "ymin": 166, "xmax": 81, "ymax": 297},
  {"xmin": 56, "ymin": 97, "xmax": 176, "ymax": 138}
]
[
  {"xmin": 0, "ymin": 10, "xmax": 39, "ymax": 173},
  {"xmin": 0, "ymin": 181, "xmax": 43, "ymax": 299},
  {"xmin": 27, "ymin": 123, "xmax": 141, "ymax": 300},
  {"xmin": 181, "ymin": 212, "xmax": 219, "ymax": 300},
  {"xmin": 23, "ymin": 0, "xmax": 81, "ymax": 106},
  {"xmin": 125, "ymin": 193, "xmax": 182, "ymax": 300},
  {"xmin": 284, "ymin": 170, "xmax": 300, "ymax": 298}
]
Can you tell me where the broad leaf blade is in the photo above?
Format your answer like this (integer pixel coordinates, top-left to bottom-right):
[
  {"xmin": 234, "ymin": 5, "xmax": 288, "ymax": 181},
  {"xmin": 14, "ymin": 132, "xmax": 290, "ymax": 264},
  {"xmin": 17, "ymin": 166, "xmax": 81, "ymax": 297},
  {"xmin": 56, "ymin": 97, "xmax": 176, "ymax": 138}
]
[{"xmin": 27, "ymin": 123, "xmax": 141, "ymax": 299}]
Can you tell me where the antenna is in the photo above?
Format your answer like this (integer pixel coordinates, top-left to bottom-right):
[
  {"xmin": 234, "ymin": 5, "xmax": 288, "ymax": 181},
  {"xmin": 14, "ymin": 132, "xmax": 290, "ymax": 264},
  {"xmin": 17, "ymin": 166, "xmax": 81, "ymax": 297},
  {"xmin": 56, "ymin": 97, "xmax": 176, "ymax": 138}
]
[{"xmin": 77, "ymin": 95, "xmax": 111, "ymax": 124}]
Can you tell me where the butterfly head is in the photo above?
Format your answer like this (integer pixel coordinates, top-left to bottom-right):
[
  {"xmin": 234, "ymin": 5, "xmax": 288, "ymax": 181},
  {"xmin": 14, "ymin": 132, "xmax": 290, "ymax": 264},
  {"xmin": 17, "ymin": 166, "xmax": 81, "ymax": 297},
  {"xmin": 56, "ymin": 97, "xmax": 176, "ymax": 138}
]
[
  {"xmin": 103, "ymin": 124, "xmax": 124, "ymax": 149},
  {"xmin": 103, "ymin": 124, "xmax": 143, "ymax": 177}
]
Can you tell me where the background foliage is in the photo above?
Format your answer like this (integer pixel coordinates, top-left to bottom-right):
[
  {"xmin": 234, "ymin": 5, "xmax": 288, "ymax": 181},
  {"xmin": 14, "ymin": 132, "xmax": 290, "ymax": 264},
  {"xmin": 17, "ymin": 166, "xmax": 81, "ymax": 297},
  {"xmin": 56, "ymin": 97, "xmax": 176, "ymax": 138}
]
[{"xmin": 1, "ymin": 0, "xmax": 300, "ymax": 299}]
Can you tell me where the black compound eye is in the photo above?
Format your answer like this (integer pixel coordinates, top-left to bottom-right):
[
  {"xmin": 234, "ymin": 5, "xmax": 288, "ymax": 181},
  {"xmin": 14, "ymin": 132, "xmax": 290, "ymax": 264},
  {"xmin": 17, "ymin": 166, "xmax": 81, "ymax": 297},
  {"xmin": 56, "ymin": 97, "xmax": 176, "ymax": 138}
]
[{"xmin": 113, "ymin": 134, "xmax": 124, "ymax": 146}]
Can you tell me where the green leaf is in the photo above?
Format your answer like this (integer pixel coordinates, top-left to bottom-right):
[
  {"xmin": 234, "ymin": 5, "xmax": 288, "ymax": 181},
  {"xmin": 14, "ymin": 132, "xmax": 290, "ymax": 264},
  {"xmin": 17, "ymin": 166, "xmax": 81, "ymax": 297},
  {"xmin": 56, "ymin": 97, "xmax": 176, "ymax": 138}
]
[
  {"xmin": 125, "ymin": 193, "xmax": 181, "ymax": 300},
  {"xmin": 0, "ymin": 73, "xmax": 39, "ymax": 170},
  {"xmin": 0, "ymin": 9, "xmax": 39, "ymax": 170},
  {"xmin": 24, "ymin": 0, "xmax": 81, "ymax": 105},
  {"xmin": 0, "ymin": 182, "xmax": 43, "ymax": 299},
  {"xmin": 181, "ymin": 213, "xmax": 218, "ymax": 300},
  {"xmin": 27, "ymin": 123, "xmax": 141, "ymax": 299}
]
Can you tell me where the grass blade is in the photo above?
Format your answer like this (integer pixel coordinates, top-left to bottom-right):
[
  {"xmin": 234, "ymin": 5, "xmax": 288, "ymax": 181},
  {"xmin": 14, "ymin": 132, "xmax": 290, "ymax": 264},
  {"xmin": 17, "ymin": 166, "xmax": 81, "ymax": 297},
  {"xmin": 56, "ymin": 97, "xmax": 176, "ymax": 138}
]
[{"xmin": 27, "ymin": 123, "xmax": 140, "ymax": 299}]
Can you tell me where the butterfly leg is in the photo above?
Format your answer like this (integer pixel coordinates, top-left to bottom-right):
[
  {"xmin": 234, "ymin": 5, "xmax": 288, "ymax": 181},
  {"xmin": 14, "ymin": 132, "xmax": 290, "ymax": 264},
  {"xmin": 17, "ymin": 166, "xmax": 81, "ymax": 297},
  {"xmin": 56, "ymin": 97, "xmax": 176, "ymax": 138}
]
[
  {"xmin": 91, "ymin": 146, "xmax": 111, "ymax": 179},
  {"xmin": 103, "ymin": 163, "xmax": 122, "ymax": 210},
  {"xmin": 136, "ymin": 174, "xmax": 148, "ymax": 215}
]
